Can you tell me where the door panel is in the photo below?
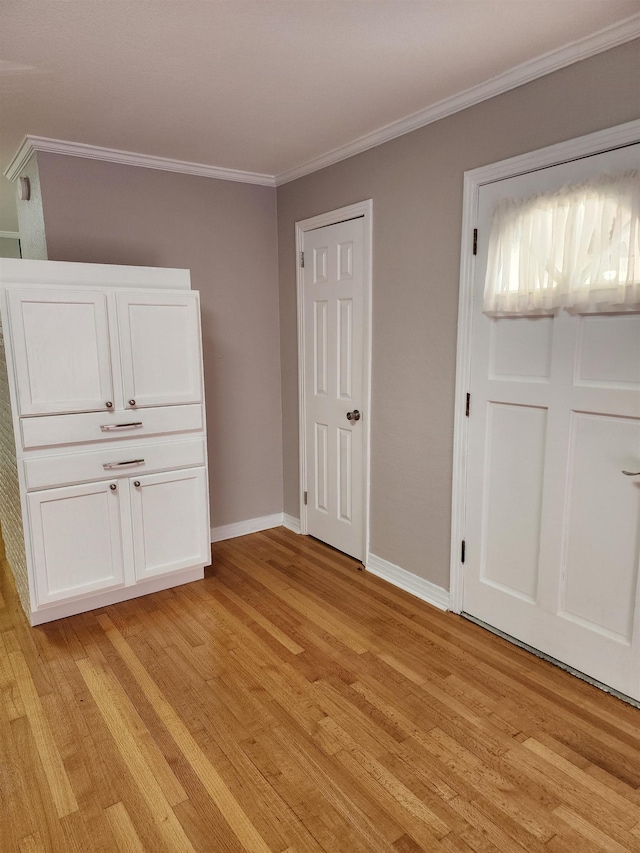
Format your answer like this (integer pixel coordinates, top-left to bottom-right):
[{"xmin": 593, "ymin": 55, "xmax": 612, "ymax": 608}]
[
  {"xmin": 561, "ymin": 414, "xmax": 640, "ymax": 642},
  {"xmin": 7, "ymin": 288, "xmax": 114, "ymax": 415},
  {"xmin": 303, "ymin": 217, "xmax": 365, "ymax": 560},
  {"xmin": 464, "ymin": 142, "xmax": 640, "ymax": 700},
  {"xmin": 482, "ymin": 403, "xmax": 546, "ymax": 602},
  {"xmin": 117, "ymin": 291, "xmax": 202, "ymax": 408},
  {"xmin": 131, "ymin": 467, "xmax": 210, "ymax": 580},
  {"xmin": 28, "ymin": 480, "xmax": 125, "ymax": 605}
]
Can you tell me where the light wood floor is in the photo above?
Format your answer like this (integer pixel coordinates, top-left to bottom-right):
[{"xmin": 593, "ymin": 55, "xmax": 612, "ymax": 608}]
[{"xmin": 1, "ymin": 528, "xmax": 640, "ymax": 852}]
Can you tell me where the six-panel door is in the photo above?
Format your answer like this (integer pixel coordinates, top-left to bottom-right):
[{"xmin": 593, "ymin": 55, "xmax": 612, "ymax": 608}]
[
  {"xmin": 117, "ymin": 292, "xmax": 203, "ymax": 408},
  {"xmin": 28, "ymin": 480, "xmax": 126, "ymax": 605},
  {"xmin": 7, "ymin": 288, "xmax": 114, "ymax": 415},
  {"xmin": 130, "ymin": 467, "xmax": 209, "ymax": 580}
]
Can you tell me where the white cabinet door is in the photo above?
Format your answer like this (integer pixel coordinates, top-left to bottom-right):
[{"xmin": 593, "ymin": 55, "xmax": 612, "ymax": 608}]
[
  {"xmin": 117, "ymin": 292, "xmax": 203, "ymax": 408},
  {"xmin": 28, "ymin": 480, "xmax": 126, "ymax": 606},
  {"xmin": 130, "ymin": 466, "xmax": 209, "ymax": 581},
  {"xmin": 7, "ymin": 288, "xmax": 115, "ymax": 415}
]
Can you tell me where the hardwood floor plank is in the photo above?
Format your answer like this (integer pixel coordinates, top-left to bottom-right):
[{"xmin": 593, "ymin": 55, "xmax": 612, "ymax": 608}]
[
  {"xmin": 103, "ymin": 802, "xmax": 146, "ymax": 853},
  {"xmin": 2, "ymin": 528, "xmax": 639, "ymax": 852}
]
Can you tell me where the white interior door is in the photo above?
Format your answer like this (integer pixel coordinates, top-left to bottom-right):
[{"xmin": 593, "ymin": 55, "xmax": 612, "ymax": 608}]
[
  {"xmin": 464, "ymin": 143, "xmax": 640, "ymax": 700},
  {"xmin": 130, "ymin": 466, "xmax": 210, "ymax": 580},
  {"xmin": 303, "ymin": 217, "xmax": 365, "ymax": 560},
  {"xmin": 28, "ymin": 480, "xmax": 126, "ymax": 605},
  {"xmin": 116, "ymin": 291, "xmax": 202, "ymax": 408},
  {"xmin": 6, "ymin": 288, "xmax": 114, "ymax": 415}
]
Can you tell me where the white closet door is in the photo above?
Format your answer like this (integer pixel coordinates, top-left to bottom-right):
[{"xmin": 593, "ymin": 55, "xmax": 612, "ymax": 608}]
[
  {"xmin": 117, "ymin": 291, "xmax": 203, "ymax": 408},
  {"xmin": 28, "ymin": 480, "xmax": 126, "ymax": 605},
  {"xmin": 7, "ymin": 288, "xmax": 114, "ymax": 415},
  {"xmin": 130, "ymin": 467, "xmax": 209, "ymax": 580},
  {"xmin": 464, "ymin": 143, "xmax": 640, "ymax": 700}
]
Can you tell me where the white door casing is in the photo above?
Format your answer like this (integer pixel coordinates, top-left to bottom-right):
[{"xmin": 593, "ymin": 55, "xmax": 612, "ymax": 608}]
[
  {"xmin": 296, "ymin": 201, "xmax": 372, "ymax": 562},
  {"xmin": 451, "ymin": 124, "xmax": 640, "ymax": 700},
  {"xmin": 7, "ymin": 288, "xmax": 114, "ymax": 415}
]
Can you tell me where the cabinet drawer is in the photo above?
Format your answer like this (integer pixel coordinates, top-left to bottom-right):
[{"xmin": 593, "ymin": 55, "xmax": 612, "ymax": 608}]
[
  {"xmin": 21, "ymin": 404, "xmax": 203, "ymax": 450},
  {"xmin": 24, "ymin": 439, "xmax": 206, "ymax": 491}
]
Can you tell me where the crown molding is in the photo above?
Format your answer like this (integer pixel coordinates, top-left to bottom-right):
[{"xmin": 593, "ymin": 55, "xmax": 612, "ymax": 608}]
[
  {"xmin": 4, "ymin": 135, "xmax": 276, "ymax": 186},
  {"xmin": 275, "ymin": 14, "xmax": 640, "ymax": 185},
  {"xmin": 4, "ymin": 15, "xmax": 638, "ymax": 189}
]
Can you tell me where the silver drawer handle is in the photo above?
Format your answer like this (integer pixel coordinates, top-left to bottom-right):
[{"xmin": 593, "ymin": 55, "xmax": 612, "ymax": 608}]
[
  {"xmin": 102, "ymin": 459, "xmax": 145, "ymax": 469},
  {"xmin": 622, "ymin": 470, "xmax": 640, "ymax": 476},
  {"xmin": 100, "ymin": 422, "xmax": 143, "ymax": 432}
]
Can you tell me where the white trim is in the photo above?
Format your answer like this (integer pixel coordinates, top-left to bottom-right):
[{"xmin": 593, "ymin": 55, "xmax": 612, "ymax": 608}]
[
  {"xmin": 295, "ymin": 200, "xmax": 373, "ymax": 565},
  {"xmin": 30, "ymin": 565, "xmax": 204, "ymax": 625},
  {"xmin": 450, "ymin": 119, "xmax": 640, "ymax": 615},
  {"xmin": 4, "ymin": 135, "xmax": 276, "ymax": 187},
  {"xmin": 283, "ymin": 514, "xmax": 301, "ymax": 534},
  {"xmin": 276, "ymin": 15, "xmax": 640, "ymax": 185},
  {"xmin": 366, "ymin": 553, "xmax": 450, "ymax": 612},
  {"xmin": 0, "ymin": 231, "xmax": 20, "ymax": 240},
  {"xmin": 0, "ymin": 256, "xmax": 191, "ymax": 290},
  {"xmin": 210, "ymin": 513, "xmax": 284, "ymax": 543}
]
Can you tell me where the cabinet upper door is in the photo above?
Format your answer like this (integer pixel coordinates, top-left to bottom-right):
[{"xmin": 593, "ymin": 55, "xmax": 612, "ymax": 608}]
[
  {"xmin": 28, "ymin": 479, "xmax": 126, "ymax": 606},
  {"xmin": 116, "ymin": 291, "xmax": 203, "ymax": 408},
  {"xmin": 130, "ymin": 466, "xmax": 210, "ymax": 581},
  {"xmin": 7, "ymin": 288, "xmax": 114, "ymax": 415}
]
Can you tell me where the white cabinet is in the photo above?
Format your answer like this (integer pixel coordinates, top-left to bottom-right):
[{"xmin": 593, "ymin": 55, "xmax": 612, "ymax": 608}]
[
  {"xmin": 6, "ymin": 286, "xmax": 203, "ymax": 416},
  {"xmin": 117, "ymin": 292, "xmax": 203, "ymax": 408},
  {"xmin": 0, "ymin": 258, "xmax": 210, "ymax": 626},
  {"xmin": 28, "ymin": 479, "xmax": 126, "ymax": 605},
  {"xmin": 131, "ymin": 467, "xmax": 210, "ymax": 581},
  {"xmin": 7, "ymin": 288, "xmax": 114, "ymax": 415}
]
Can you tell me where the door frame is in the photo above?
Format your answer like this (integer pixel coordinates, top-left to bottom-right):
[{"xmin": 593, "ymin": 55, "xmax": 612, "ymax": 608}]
[
  {"xmin": 450, "ymin": 119, "xmax": 640, "ymax": 614},
  {"xmin": 295, "ymin": 199, "xmax": 373, "ymax": 562}
]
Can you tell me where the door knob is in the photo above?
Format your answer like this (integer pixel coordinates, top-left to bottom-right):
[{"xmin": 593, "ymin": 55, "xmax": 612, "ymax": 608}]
[
  {"xmin": 346, "ymin": 410, "xmax": 361, "ymax": 422},
  {"xmin": 105, "ymin": 401, "xmax": 113, "ymax": 408},
  {"xmin": 134, "ymin": 480, "xmax": 140, "ymax": 487},
  {"xmin": 110, "ymin": 483, "xmax": 117, "ymax": 491},
  {"xmin": 129, "ymin": 399, "xmax": 136, "ymax": 407}
]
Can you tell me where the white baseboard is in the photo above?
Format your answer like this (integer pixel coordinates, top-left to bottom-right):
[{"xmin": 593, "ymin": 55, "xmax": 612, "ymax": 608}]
[
  {"xmin": 210, "ymin": 513, "xmax": 284, "ymax": 543},
  {"xmin": 283, "ymin": 514, "xmax": 301, "ymax": 534},
  {"xmin": 366, "ymin": 553, "xmax": 450, "ymax": 611},
  {"xmin": 30, "ymin": 565, "xmax": 205, "ymax": 625}
]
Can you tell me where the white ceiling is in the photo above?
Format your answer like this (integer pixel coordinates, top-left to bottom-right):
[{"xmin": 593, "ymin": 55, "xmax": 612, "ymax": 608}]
[{"xmin": 1, "ymin": 1, "xmax": 638, "ymax": 230}]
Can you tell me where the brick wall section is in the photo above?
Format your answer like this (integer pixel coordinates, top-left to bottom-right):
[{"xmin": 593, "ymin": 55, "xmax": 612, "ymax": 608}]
[{"xmin": 0, "ymin": 316, "xmax": 30, "ymax": 616}]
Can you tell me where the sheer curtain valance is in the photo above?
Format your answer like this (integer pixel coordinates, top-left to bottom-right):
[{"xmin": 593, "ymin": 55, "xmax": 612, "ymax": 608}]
[{"xmin": 483, "ymin": 169, "xmax": 640, "ymax": 316}]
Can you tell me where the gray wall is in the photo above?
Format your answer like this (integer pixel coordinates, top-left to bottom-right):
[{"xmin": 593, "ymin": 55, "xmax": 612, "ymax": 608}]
[
  {"xmin": 36, "ymin": 154, "xmax": 283, "ymax": 530},
  {"xmin": 276, "ymin": 40, "xmax": 640, "ymax": 589}
]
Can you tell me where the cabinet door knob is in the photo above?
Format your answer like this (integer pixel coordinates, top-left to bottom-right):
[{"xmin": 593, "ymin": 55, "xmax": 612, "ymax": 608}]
[
  {"xmin": 134, "ymin": 480, "xmax": 141, "ymax": 487},
  {"xmin": 110, "ymin": 483, "xmax": 117, "ymax": 491},
  {"xmin": 129, "ymin": 399, "xmax": 136, "ymax": 406},
  {"xmin": 105, "ymin": 401, "xmax": 113, "ymax": 408}
]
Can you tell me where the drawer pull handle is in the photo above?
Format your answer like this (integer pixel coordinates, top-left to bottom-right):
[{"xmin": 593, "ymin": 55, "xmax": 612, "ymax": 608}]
[
  {"xmin": 134, "ymin": 480, "xmax": 141, "ymax": 487},
  {"xmin": 103, "ymin": 459, "xmax": 145, "ymax": 469},
  {"xmin": 100, "ymin": 422, "xmax": 143, "ymax": 432},
  {"xmin": 110, "ymin": 483, "xmax": 117, "ymax": 491}
]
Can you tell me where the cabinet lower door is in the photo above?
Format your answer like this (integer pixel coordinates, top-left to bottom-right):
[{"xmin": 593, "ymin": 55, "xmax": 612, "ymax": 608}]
[
  {"xmin": 28, "ymin": 480, "xmax": 126, "ymax": 606},
  {"xmin": 130, "ymin": 467, "xmax": 209, "ymax": 581}
]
